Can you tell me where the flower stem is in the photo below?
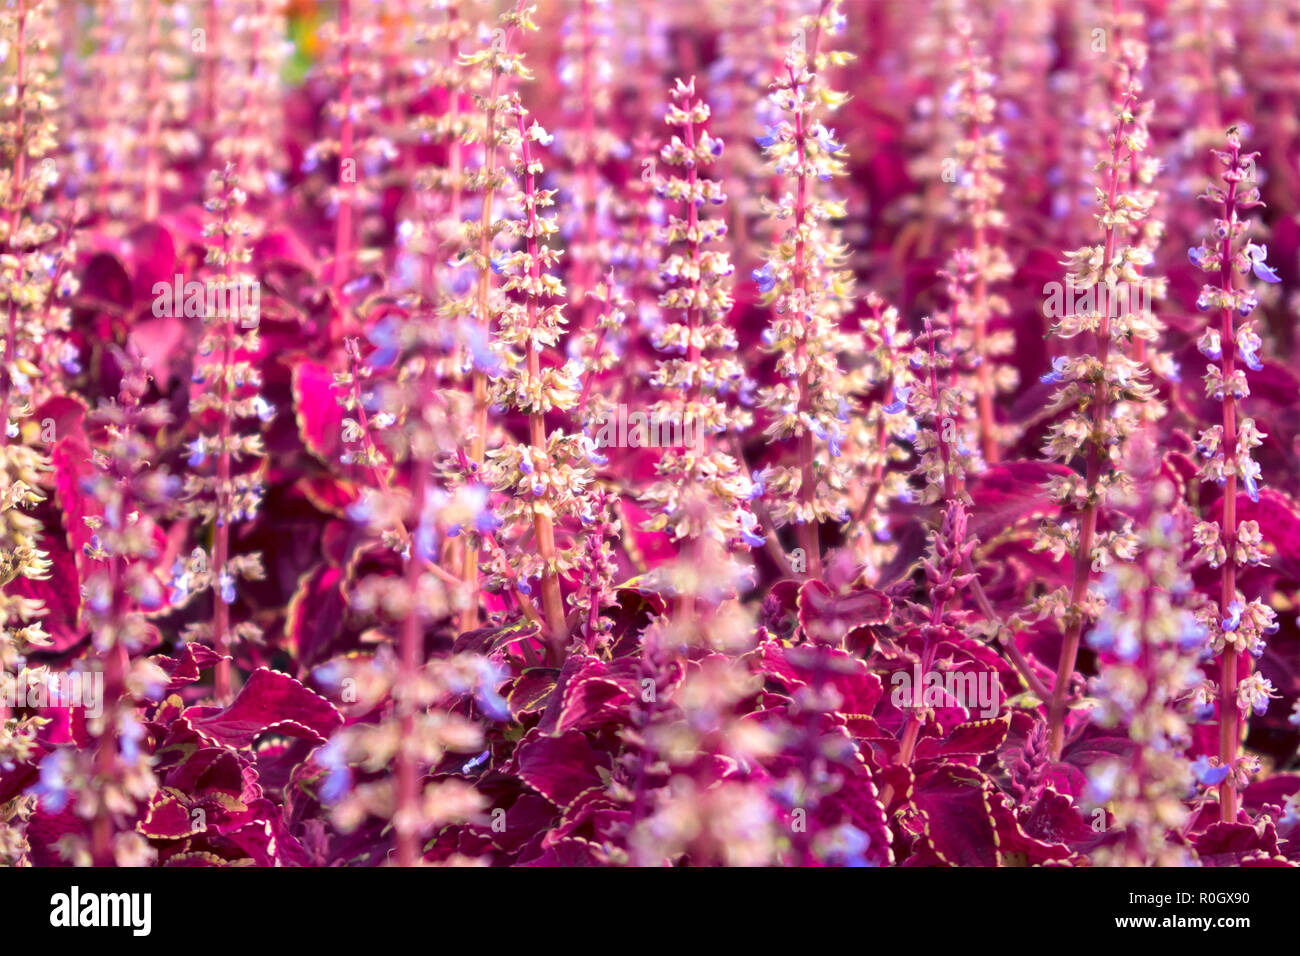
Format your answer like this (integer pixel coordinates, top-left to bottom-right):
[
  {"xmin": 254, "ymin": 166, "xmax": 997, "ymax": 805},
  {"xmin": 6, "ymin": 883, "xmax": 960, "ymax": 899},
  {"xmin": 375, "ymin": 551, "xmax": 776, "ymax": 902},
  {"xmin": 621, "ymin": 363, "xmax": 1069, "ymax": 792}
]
[
  {"xmin": 332, "ymin": 0, "xmax": 355, "ymax": 332},
  {"xmin": 516, "ymin": 112, "xmax": 569, "ymax": 661},
  {"xmin": 460, "ymin": 11, "xmax": 524, "ymax": 633},
  {"xmin": 142, "ymin": 0, "xmax": 163, "ymax": 221},
  {"xmin": 788, "ymin": 61, "xmax": 822, "ymax": 579},
  {"xmin": 1216, "ymin": 148, "xmax": 1242, "ymax": 822},
  {"xmin": 1046, "ymin": 92, "xmax": 1136, "ymax": 761}
]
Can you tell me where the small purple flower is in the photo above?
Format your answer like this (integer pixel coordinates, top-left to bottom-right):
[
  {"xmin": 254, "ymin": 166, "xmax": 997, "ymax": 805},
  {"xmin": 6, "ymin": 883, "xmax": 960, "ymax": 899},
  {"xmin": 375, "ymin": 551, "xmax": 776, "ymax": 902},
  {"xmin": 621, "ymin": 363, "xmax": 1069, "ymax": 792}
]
[
  {"xmin": 1040, "ymin": 356, "xmax": 1069, "ymax": 385},
  {"xmin": 414, "ymin": 517, "xmax": 439, "ymax": 563},
  {"xmin": 755, "ymin": 125, "xmax": 780, "ymax": 148},
  {"xmin": 27, "ymin": 751, "xmax": 72, "ymax": 812},
  {"xmin": 458, "ymin": 319, "xmax": 502, "ymax": 377},
  {"xmin": 168, "ymin": 559, "xmax": 190, "ymax": 602},
  {"xmin": 752, "ymin": 262, "xmax": 776, "ymax": 294},
  {"xmin": 137, "ymin": 574, "xmax": 164, "ymax": 611},
  {"xmin": 317, "ymin": 740, "xmax": 352, "ymax": 805},
  {"xmin": 1245, "ymin": 243, "xmax": 1281, "ymax": 283},
  {"xmin": 347, "ymin": 497, "xmax": 372, "ymax": 523},
  {"xmin": 118, "ymin": 714, "xmax": 145, "ymax": 763},
  {"xmin": 368, "ymin": 315, "xmax": 401, "ymax": 367},
  {"xmin": 1197, "ymin": 330, "xmax": 1222, "ymax": 361},
  {"xmin": 1222, "ymin": 599, "xmax": 1243, "ymax": 632},
  {"xmin": 813, "ymin": 123, "xmax": 843, "ymax": 154},
  {"xmin": 59, "ymin": 342, "xmax": 82, "ymax": 375},
  {"xmin": 883, "ymin": 385, "xmax": 911, "ymax": 415},
  {"xmin": 580, "ymin": 434, "xmax": 608, "ymax": 466},
  {"xmin": 1192, "ymin": 755, "xmax": 1231, "ymax": 787},
  {"xmin": 1087, "ymin": 618, "xmax": 1115, "ymax": 653},
  {"xmin": 219, "ymin": 571, "xmax": 236, "ymax": 605},
  {"xmin": 187, "ymin": 439, "xmax": 206, "ymax": 468},
  {"xmin": 1237, "ymin": 328, "xmax": 1263, "ymax": 371},
  {"xmin": 1240, "ymin": 458, "xmax": 1261, "ymax": 502},
  {"xmin": 1178, "ymin": 617, "xmax": 1208, "ymax": 653},
  {"xmin": 465, "ymin": 485, "xmax": 502, "ymax": 534}
]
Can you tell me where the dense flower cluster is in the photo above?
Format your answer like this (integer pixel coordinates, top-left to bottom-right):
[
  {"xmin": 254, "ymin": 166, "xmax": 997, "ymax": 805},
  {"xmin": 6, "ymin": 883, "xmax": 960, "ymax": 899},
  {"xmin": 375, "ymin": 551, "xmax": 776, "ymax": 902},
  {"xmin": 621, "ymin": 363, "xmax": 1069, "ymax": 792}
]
[
  {"xmin": 0, "ymin": 0, "xmax": 1298, "ymax": 871},
  {"xmin": 752, "ymin": 1, "xmax": 856, "ymax": 576},
  {"xmin": 640, "ymin": 77, "xmax": 759, "ymax": 555}
]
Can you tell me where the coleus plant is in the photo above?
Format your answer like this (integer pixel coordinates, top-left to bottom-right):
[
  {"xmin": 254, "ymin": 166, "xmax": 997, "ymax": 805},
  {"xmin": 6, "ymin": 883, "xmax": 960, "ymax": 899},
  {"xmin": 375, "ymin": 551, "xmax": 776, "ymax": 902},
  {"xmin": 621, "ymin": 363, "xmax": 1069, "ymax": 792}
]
[{"xmin": 0, "ymin": 0, "xmax": 1298, "ymax": 869}]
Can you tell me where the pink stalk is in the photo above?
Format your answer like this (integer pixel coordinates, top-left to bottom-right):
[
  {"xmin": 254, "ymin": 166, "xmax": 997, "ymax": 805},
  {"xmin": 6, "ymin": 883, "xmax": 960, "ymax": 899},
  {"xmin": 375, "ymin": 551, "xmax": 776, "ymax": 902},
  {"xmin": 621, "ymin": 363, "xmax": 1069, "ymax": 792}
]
[
  {"xmin": 431, "ymin": 7, "xmax": 464, "ymax": 299},
  {"xmin": 1214, "ymin": 142, "xmax": 1243, "ymax": 823},
  {"xmin": 958, "ymin": 32, "xmax": 998, "ymax": 464},
  {"xmin": 142, "ymin": 0, "xmax": 163, "ymax": 221},
  {"xmin": 676, "ymin": 81, "xmax": 708, "ymax": 619},
  {"xmin": 394, "ymin": 459, "xmax": 427, "ymax": 867},
  {"xmin": 727, "ymin": 433, "xmax": 794, "ymax": 576},
  {"xmin": 854, "ymin": 299, "xmax": 893, "ymax": 533},
  {"xmin": 1046, "ymin": 88, "xmax": 1138, "ymax": 761},
  {"xmin": 332, "ymin": 0, "xmax": 356, "ymax": 331},
  {"xmin": 202, "ymin": 0, "xmax": 219, "ymax": 147},
  {"xmin": 91, "ymin": 403, "xmax": 139, "ymax": 865},
  {"xmin": 211, "ymin": 200, "xmax": 235, "ymax": 705},
  {"xmin": 461, "ymin": 1, "xmax": 528, "ymax": 633},
  {"xmin": 787, "ymin": 60, "xmax": 822, "ymax": 580},
  {"xmin": 878, "ymin": 323, "xmax": 963, "ymax": 810},
  {"xmin": 453, "ymin": 447, "xmax": 544, "ymax": 638},
  {"xmin": 576, "ymin": 273, "xmax": 614, "ymax": 409},
  {"xmin": 0, "ymin": 0, "xmax": 25, "ymax": 423},
  {"xmin": 0, "ymin": 0, "xmax": 25, "ymax": 724},
  {"xmin": 515, "ymin": 112, "xmax": 570, "ymax": 661},
  {"xmin": 575, "ymin": 0, "xmax": 598, "ymax": 333}
]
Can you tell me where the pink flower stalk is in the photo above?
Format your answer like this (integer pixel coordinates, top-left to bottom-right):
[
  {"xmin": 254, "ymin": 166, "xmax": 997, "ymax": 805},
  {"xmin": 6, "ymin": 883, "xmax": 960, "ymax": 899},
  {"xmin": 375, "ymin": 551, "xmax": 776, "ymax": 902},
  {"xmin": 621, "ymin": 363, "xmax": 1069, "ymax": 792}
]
[
  {"xmin": 753, "ymin": 1, "xmax": 854, "ymax": 580},
  {"xmin": 1187, "ymin": 128, "xmax": 1280, "ymax": 822},
  {"xmin": 81, "ymin": 350, "xmax": 171, "ymax": 866},
  {"xmin": 558, "ymin": 0, "xmax": 617, "ymax": 336},
  {"xmin": 843, "ymin": 292, "xmax": 917, "ymax": 569},
  {"xmin": 458, "ymin": 0, "xmax": 535, "ymax": 632},
  {"xmin": 1041, "ymin": 49, "xmax": 1158, "ymax": 760},
  {"xmin": 481, "ymin": 104, "xmax": 589, "ymax": 660},
  {"xmin": 0, "ymin": 0, "xmax": 67, "ymax": 736},
  {"xmin": 136, "ymin": 1, "xmax": 198, "ymax": 222},
  {"xmin": 312, "ymin": 2, "xmax": 402, "ymax": 329},
  {"xmin": 946, "ymin": 20, "xmax": 1016, "ymax": 464},
  {"xmin": 212, "ymin": 0, "xmax": 288, "ymax": 202},
  {"xmin": 640, "ymin": 76, "xmax": 761, "ymax": 591},
  {"xmin": 1083, "ymin": 459, "xmax": 1202, "ymax": 867},
  {"xmin": 407, "ymin": 2, "xmax": 476, "ymax": 303},
  {"xmin": 331, "ymin": 0, "xmax": 356, "ymax": 322},
  {"xmin": 182, "ymin": 166, "xmax": 270, "ymax": 704}
]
